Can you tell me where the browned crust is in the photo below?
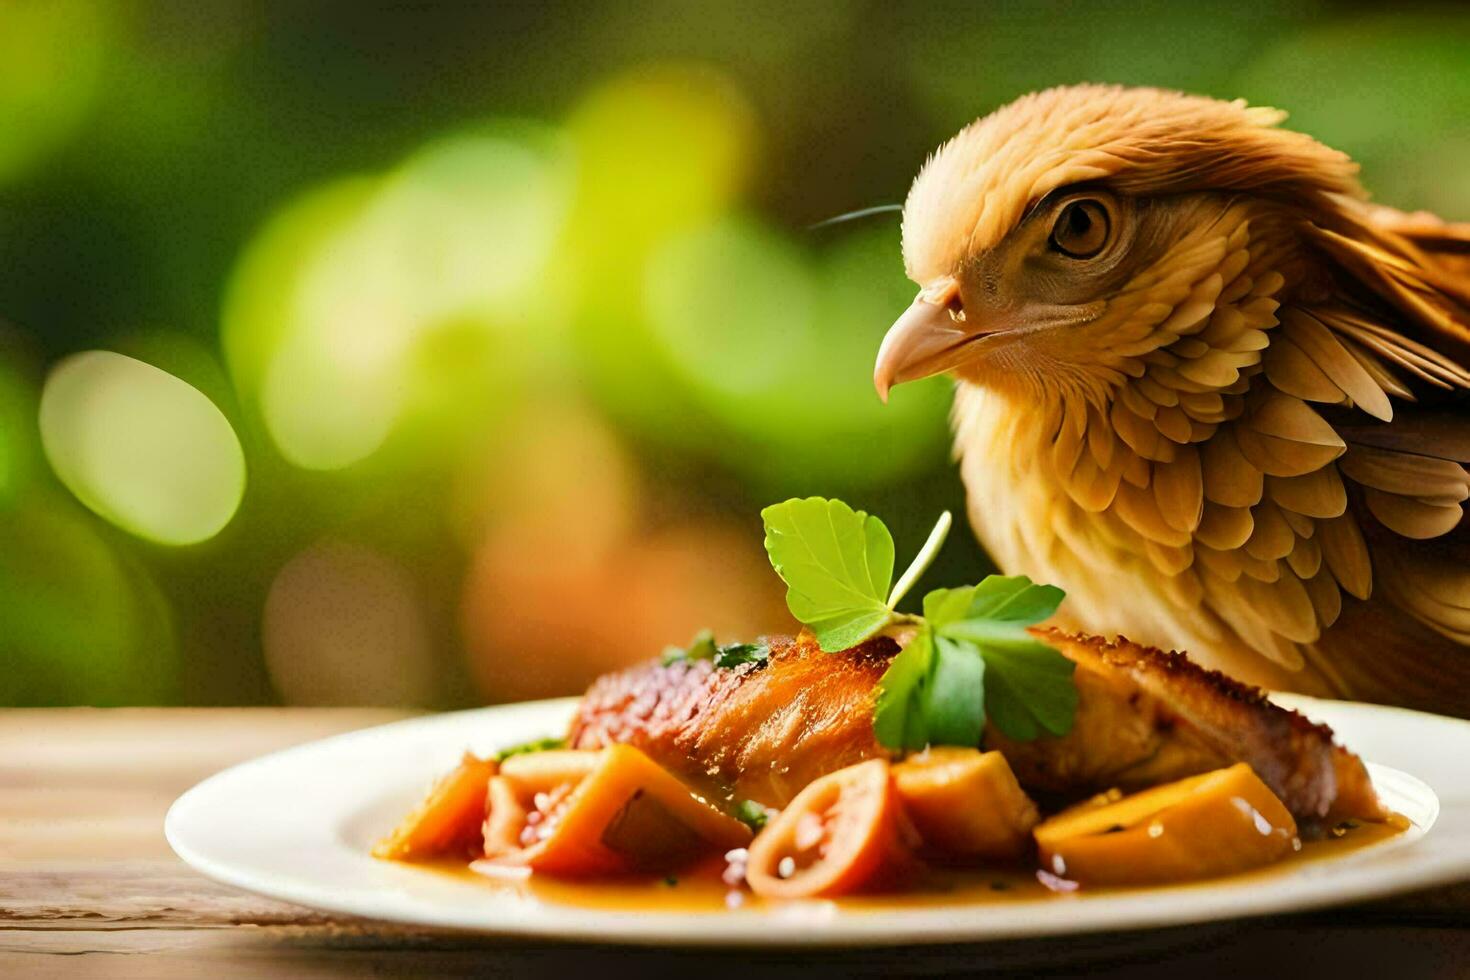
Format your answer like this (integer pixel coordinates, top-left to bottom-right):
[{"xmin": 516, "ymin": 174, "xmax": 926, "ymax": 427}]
[
  {"xmin": 1031, "ymin": 627, "xmax": 1341, "ymax": 744},
  {"xmin": 1030, "ymin": 627, "xmax": 1381, "ymax": 819},
  {"xmin": 570, "ymin": 627, "xmax": 1381, "ymax": 821},
  {"xmin": 569, "ymin": 633, "xmax": 892, "ymax": 806}
]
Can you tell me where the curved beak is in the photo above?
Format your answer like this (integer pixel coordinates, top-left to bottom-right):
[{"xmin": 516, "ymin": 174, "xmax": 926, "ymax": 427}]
[{"xmin": 872, "ymin": 277, "xmax": 971, "ymax": 403}]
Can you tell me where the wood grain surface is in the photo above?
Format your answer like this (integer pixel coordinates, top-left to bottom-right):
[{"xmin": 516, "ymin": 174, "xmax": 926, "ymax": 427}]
[{"xmin": 1, "ymin": 707, "xmax": 1466, "ymax": 978}]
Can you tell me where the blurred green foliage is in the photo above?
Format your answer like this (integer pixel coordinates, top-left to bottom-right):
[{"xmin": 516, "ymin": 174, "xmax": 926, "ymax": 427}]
[{"xmin": 0, "ymin": 0, "xmax": 1466, "ymax": 706}]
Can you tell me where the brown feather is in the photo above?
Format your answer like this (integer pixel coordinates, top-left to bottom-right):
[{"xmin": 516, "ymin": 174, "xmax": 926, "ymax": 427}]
[
  {"xmin": 1267, "ymin": 467, "xmax": 1347, "ymax": 519},
  {"xmin": 904, "ymin": 85, "xmax": 1470, "ymax": 713},
  {"xmin": 1153, "ymin": 448, "xmax": 1204, "ymax": 532}
]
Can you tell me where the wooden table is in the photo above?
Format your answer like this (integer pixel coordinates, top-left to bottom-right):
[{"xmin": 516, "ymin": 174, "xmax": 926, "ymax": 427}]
[{"xmin": 3, "ymin": 708, "xmax": 1468, "ymax": 978}]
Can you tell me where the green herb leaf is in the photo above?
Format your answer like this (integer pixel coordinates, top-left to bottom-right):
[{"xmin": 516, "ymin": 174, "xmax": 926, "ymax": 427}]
[
  {"xmin": 733, "ymin": 799, "xmax": 771, "ymax": 831},
  {"xmin": 761, "ymin": 497, "xmax": 895, "ymax": 652},
  {"xmin": 662, "ymin": 631, "xmax": 770, "ymax": 670},
  {"xmin": 872, "ymin": 626, "xmax": 933, "ymax": 750},
  {"xmin": 661, "ymin": 629, "xmax": 716, "ymax": 665},
  {"xmin": 713, "ymin": 641, "xmax": 770, "ymax": 669},
  {"xmin": 921, "ymin": 585, "xmax": 978, "ymax": 630},
  {"xmin": 932, "ymin": 574, "xmax": 1075, "ymax": 741},
  {"xmin": 757, "ymin": 500, "xmax": 1077, "ymax": 750},
  {"xmin": 964, "ymin": 575, "xmax": 1065, "ymax": 625},
  {"xmin": 976, "ymin": 638, "xmax": 1078, "ymax": 740},
  {"xmin": 493, "ymin": 737, "xmax": 566, "ymax": 762},
  {"xmin": 922, "ymin": 636, "xmax": 987, "ymax": 746}
]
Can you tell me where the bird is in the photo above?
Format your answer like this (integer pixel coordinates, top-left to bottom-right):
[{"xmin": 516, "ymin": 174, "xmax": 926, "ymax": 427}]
[{"xmin": 873, "ymin": 84, "xmax": 1470, "ymax": 716}]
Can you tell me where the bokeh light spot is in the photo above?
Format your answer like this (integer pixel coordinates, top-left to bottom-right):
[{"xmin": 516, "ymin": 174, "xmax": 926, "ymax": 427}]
[
  {"xmin": 0, "ymin": 361, "xmax": 28, "ymax": 508},
  {"xmin": 564, "ymin": 65, "xmax": 762, "ymax": 444},
  {"xmin": 222, "ymin": 178, "xmax": 383, "ymax": 405},
  {"xmin": 647, "ymin": 216, "xmax": 816, "ymax": 397},
  {"xmin": 259, "ymin": 310, "xmax": 407, "ymax": 472},
  {"xmin": 263, "ymin": 539, "xmax": 436, "ymax": 706},
  {"xmin": 39, "ymin": 350, "xmax": 246, "ymax": 546},
  {"xmin": 0, "ymin": 0, "xmax": 109, "ymax": 183},
  {"xmin": 568, "ymin": 65, "xmax": 757, "ymax": 248},
  {"xmin": 226, "ymin": 129, "xmax": 571, "ymax": 472},
  {"xmin": 449, "ymin": 399, "xmax": 639, "ymax": 557},
  {"xmin": 365, "ymin": 127, "xmax": 573, "ymax": 325},
  {"xmin": 0, "ymin": 495, "xmax": 176, "ymax": 705},
  {"xmin": 462, "ymin": 519, "xmax": 790, "ymax": 704},
  {"xmin": 642, "ymin": 216, "xmax": 951, "ymax": 488},
  {"xmin": 254, "ymin": 177, "xmax": 415, "ymax": 471}
]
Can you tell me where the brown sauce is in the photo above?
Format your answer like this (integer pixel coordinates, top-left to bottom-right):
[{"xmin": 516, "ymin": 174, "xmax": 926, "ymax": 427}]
[{"xmin": 418, "ymin": 813, "xmax": 1410, "ymax": 913}]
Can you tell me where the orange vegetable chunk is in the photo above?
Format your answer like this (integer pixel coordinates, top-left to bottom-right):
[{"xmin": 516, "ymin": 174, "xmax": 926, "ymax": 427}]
[
  {"xmin": 1034, "ymin": 762, "xmax": 1298, "ymax": 886},
  {"xmin": 892, "ymin": 747, "xmax": 1039, "ymax": 861},
  {"xmin": 486, "ymin": 745, "xmax": 751, "ymax": 875},
  {"xmin": 745, "ymin": 758, "xmax": 918, "ymax": 898},
  {"xmin": 498, "ymin": 749, "xmax": 602, "ymax": 792},
  {"xmin": 372, "ymin": 753, "xmax": 497, "ymax": 861}
]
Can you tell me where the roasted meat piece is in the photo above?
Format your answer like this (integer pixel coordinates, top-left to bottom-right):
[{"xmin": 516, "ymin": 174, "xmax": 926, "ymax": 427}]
[
  {"xmin": 998, "ymin": 630, "xmax": 1383, "ymax": 822},
  {"xmin": 568, "ymin": 629, "xmax": 1383, "ymax": 822},
  {"xmin": 570, "ymin": 634, "xmax": 891, "ymax": 809}
]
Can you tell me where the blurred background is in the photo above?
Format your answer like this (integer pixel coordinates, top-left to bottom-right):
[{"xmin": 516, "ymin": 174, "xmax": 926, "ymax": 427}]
[{"xmin": 1, "ymin": 0, "xmax": 1467, "ymax": 708}]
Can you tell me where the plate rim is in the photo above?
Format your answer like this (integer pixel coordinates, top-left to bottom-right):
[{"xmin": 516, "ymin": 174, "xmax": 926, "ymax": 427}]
[{"xmin": 165, "ymin": 695, "xmax": 1470, "ymax": 947}]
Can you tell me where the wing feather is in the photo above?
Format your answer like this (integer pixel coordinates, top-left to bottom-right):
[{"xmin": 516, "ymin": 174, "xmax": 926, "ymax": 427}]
[{"xmin": 1048, "ymin": 196, "xmax": 1470, "ymax": 706}]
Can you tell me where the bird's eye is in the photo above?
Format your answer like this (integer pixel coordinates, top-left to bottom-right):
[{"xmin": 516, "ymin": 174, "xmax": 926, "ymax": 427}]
[{"xmin": 1049, "ymin": 199, "xmax": 1110, "ymax": 259}]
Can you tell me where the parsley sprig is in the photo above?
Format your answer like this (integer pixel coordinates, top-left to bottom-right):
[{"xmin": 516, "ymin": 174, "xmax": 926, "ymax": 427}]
[
  {"xmin": 494, "ymin": 737, "xmax": 566, "ymax": 761},
  {"xmin": 662, "ymin": 630, "xmax": 772, "ymax": 669},
  {"xmin": 760, "ymin": 497, "xmax": 1077, "ymax": 751}
]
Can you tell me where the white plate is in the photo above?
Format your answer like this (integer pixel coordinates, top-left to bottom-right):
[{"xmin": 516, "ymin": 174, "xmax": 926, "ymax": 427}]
[{"xmin": 166, "ymin": 695, "xmax": 1470, "ymax": 947}]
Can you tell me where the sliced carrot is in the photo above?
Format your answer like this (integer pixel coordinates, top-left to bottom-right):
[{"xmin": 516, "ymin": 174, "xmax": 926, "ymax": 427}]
[
  {"xmin": 1034, "ymin": 763, "xmax": 1298, "ymax": 886},
  {"xmin": 745, "ymin": 758, "xmax": 918, "ymax": 898},
  {"xmin": 486, "ymin": 744, "xmax": 752, "ymax": 876},
  {"xmin": 372, "ymin": 753, "xmax": 497, "ymax": 861},
  {"xmin": 892, "ymin": 748, "xmax": 1039, "ymax": 861},
  {"xmin": 498, "ymin": 749, "xmax": 602, "ymax": 793}
]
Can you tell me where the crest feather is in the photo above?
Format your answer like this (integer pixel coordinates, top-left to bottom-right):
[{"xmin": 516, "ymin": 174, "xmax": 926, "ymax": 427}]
[{"xmin": 902, "ymin": 84, "xmax": 1363, "ymax": 283}]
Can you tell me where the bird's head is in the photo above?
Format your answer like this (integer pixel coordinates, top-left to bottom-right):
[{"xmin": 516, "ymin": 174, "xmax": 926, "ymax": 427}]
[{"xmin": 875, "ymin": 85, "xmax": 1363, "ymax": 408}]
